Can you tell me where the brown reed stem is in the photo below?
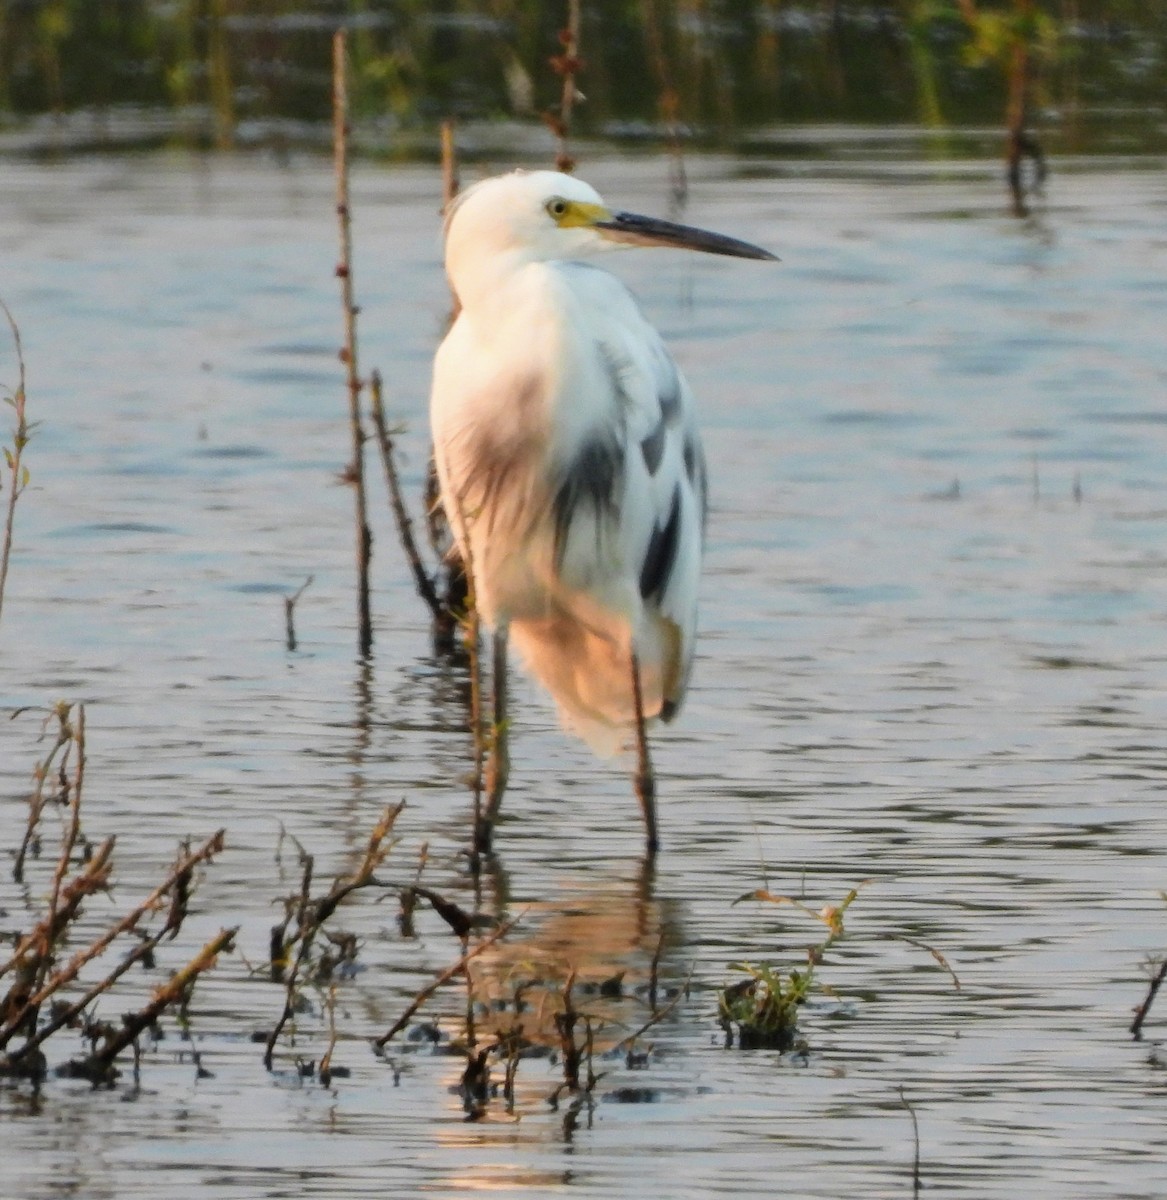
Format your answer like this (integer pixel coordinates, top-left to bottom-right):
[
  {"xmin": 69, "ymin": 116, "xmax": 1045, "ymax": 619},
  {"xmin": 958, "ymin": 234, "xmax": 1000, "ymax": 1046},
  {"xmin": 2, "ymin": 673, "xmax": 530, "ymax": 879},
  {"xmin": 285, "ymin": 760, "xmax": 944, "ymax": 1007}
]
[
  {"xmin": 21, "ymin": 830, "xmax": 225, "ymax": 1023},
  {"xmin": 444, "ymin": 479, "xmax": 487, "ymax": 858},
  {"xmin": 73, "ymin": 927, "xmax": 238, "ymax": 1083},
  {"xmin": 0, "ymin": 837, "xmax": 115, "ymax": 1049},
  {"xmin": 368, "ymin": 370, "xmax": 444, "ymax": 621},
  {"xmin": 0, "ymin": 836, "xmax": 114, "ymax": 987},
  {"xmin": 319, "ymin": 984, "xmax": 339, "ymax": 1086},
  {"xmin": 641, "ymin": 0, "xmax": 688, "ymax": 215},
  {"xmin": 12, "ymin": 702, "xmax": 74, "ymax": 885},
  {"xmin": 1131, "ymin": 957, "xmax": 1167, "ymax": 1040},
  {"xmin": 333, "ymin": 28, "xmax": 374, "ymax": 656},
  {"xmin": 284, "ymin": 574, "xmax": 314, "ymax": 651},
  {"xmin": 440, "ymin": 120, "xmax": 462, "ymax": 326},
  {"xmin": 0, "ymin": 299, "xmax": 30, "ymax": 632},
  {"xmin": 548, "ymin": 0, "xmax": 582, "ymax": 172},
  {"xmin": 900, "ymin": 1086, "xmax": 922, "ymax": 1197},
  {"xmin": 440, "ymin": 119, "xmax": 459, "ymax": 214},
  {"xmin": 264, "ymin": 803, "xmax": 403, "ymax": 1069},
  {"xmin": 40, "ymin": 704, "xmax": 87, "ymax": 987}
]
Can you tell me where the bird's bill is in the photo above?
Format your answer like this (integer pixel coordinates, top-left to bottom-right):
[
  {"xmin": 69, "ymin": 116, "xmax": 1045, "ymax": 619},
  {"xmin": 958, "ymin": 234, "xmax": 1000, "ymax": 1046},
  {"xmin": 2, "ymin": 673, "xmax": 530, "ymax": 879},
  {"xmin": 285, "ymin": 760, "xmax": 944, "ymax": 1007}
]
[{"xmin": 593, "ymin": 211, "xmax": 777, "ymax": 260}]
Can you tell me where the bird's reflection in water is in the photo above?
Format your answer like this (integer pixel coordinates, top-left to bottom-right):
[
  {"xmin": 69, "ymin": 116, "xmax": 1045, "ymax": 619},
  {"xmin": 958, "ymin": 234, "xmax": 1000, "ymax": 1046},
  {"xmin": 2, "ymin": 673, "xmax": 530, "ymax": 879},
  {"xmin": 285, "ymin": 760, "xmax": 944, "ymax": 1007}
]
[
  {"xmin": 468, "ymin": 855, "xmax": 676, "ymax": 1051},
  {"xmin": 429, "ymin": 854, "xmax": 683, "ymax": 1138}
]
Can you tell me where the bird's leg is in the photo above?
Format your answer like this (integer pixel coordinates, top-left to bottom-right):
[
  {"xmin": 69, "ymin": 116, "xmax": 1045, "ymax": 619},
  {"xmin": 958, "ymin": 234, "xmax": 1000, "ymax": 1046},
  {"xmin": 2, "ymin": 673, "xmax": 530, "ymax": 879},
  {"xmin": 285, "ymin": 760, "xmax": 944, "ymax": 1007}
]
[
  {"xmin": 630, "ymin": 651, "xmax": 659, "ymax": 856},
  {"xmin": 477, "ymin": 625, "xmax": 510, "ymax": 852}
]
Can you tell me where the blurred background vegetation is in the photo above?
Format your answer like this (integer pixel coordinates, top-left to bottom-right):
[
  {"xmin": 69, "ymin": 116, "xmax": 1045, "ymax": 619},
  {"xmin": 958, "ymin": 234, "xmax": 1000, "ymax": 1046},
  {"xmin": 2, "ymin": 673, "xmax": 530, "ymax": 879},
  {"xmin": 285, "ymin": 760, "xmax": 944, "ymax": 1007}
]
[{"xmin": 0, "ymin": 1, "xmax": 1163, "ymax": 156}]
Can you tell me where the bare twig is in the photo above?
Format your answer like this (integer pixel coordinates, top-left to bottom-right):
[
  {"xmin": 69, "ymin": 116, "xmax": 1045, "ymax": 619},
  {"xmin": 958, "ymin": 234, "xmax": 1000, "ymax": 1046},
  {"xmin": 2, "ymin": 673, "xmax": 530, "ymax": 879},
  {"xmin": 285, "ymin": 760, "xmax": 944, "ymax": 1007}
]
[
  {"xmin": 900, "ymin": 1086, "xmax": 922, "ymax": 1198},
  {"xmin": 264, "ymin": 803, "xmax": 403, "ymax": 1068},
  {"xmin": 1131, "ymin": 957, "xmax": 1167, "ymax": 1040},
  {"xmin": 887, "ymin": 933, "xmax": 962, "ymax": 992},
  {"xmin": 367, "ymin": 371, "xmax": 445, "ymax": 621},
  {"xmin": 641, "ymin": 0, "xmax": 687, "ymax": 216},
  {"xmin": 13, "ymin": 702, "xmax": 75, "ymax": 884},
  {"xmin": 319, "ymin": 984, "xmax": 339, "ymax": 1086},
  {"xmin": 546, "ymin": 0, "xmax": 583, "ymax": 172},
  {"xmin": 444, "ymin": 480, "xmax": 488, "ymax": 858},
  {"xmin": 1, "ymin": 830, "xmax": 226, "ymax": 1056},
  {"xmin": 554, "ymin": 969, "xmax": 582, "ymax": 1090},
  {"xmin": 284, "ymin": 574, "xmax": 314, "ymax": 651},
  {"xmin": 0, "ymin": 299, "xmax": 31, "ymax": 631},
  {"xmin": 0, "ymin": 837, "xmax": 115, "ymax": 1049},
  {"xmin": 68, "ymin": 927, "xmax": 238, "ymax": 1084},
  {"xmin": 440, "ymin": 119, "xmax": 459, "ymax": 215},
  {"xmin": 38, "ymin": 705, "xmax": 87, "ymax": 991},
  {"xmin": 333, "ymin": 28, "xmax": 374, "ymax": 656}
]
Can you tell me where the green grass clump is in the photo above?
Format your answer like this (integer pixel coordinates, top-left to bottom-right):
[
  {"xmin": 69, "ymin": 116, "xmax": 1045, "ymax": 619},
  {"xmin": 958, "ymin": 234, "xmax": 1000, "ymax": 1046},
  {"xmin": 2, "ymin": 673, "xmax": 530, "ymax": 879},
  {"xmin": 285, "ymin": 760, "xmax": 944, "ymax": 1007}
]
[{"xmin": 718, "ymin": 883, "xmax": 867, "ymax": 1051}]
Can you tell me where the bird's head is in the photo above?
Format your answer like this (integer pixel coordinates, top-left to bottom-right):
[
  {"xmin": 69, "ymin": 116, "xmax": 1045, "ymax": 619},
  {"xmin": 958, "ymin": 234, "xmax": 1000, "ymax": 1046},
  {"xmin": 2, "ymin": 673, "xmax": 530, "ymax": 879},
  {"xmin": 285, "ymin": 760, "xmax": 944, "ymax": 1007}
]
[{"xmin": 443, "ymin": 170, "xmax": 775, "ymax": 304}]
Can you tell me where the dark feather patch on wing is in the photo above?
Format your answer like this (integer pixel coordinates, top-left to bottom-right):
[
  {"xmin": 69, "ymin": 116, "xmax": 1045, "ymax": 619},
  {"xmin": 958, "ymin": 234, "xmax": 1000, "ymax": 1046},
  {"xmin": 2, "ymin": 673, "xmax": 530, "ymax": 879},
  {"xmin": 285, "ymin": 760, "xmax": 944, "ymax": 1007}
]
[
  {"xmin": 683, "ymin": 434, "xmax": 709, "ymax": 531},
  {"xmin": 553, "ymin": 434, "xmax": 624, "ymax": 565},
  {"xmin": 639, "ymin": 484, "xmax": 682, "ymax": 603},
  {"xmin": 640, "ymin": 420, "xmax": 667, "ymax": 475},
  {"xmin": 641, "ymin": 357, "xmax": 683, "ymax": 475}
]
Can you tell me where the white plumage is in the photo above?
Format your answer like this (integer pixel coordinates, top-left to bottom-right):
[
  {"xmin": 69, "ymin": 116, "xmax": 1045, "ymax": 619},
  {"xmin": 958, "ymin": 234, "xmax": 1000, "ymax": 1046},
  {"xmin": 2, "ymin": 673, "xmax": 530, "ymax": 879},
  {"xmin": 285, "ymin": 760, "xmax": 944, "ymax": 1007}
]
[{"xmin": 430, "ymin": 170, "xmax": 774, "ymax": 802}]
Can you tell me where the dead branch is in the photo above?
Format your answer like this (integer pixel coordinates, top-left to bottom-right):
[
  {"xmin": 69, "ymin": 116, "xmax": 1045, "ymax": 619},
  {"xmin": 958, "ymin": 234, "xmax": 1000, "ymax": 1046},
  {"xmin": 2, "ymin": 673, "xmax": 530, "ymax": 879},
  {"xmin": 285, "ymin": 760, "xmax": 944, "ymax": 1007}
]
[
  {"xmin": 13, "ymin": 702, "xmax": 75, "ymax": 884},
  {"xmin": 333, "ymin": 27, "xmax": 374, "ymax": 655},
  {"xmin": 1131, "ymin": 957, "xmax": 1167, "ymax": 1040},
  {"xmin": 0, "ymin": 298, "xmax": 31, "ymax": 632},
  {"xmin": 284, "ymin": 574, "xmax": 314, "ymax": 651},
  {"xmin": 66, "ymin": 927, "xmax": 237, "ymax": 1084},
  {"xmin": 367, "ymin": 370, "xmax": 445, "ymax": 621},
  {"xmin": 264, "ymin": 803, "xmax": 403, "ymax": 1068}
]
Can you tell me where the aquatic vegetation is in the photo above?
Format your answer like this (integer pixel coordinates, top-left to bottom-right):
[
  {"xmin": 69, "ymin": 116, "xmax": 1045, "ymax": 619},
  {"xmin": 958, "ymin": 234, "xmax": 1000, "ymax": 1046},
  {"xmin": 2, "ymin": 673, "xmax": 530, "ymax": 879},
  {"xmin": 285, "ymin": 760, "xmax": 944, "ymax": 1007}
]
[
  {"xmin": 0, "ymin": 2, "xmax": 1162, "ymax": 157},
  {"xmin": 719, "ymin": 883, "xmax": 866, "ymax": 1051},
  {"xmin": 956, "ymin": 0, "xmax": 1061, "ymax": 212},
  {"xmin": 263, "ymin": 802, "xmax": 403, "ymax": 1071},
  {"xmin": 0, "ymin": 706, "xmax": 231, "ymax": 1086}
]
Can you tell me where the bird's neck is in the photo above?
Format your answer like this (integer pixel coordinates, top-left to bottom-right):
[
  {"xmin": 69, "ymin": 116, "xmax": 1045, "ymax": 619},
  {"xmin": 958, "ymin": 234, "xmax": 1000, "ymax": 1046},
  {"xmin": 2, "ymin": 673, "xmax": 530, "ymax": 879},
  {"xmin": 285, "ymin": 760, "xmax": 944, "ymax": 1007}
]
[{"xmin": 447, "ymin": 247, "xmax": 551, "ymax": 314}]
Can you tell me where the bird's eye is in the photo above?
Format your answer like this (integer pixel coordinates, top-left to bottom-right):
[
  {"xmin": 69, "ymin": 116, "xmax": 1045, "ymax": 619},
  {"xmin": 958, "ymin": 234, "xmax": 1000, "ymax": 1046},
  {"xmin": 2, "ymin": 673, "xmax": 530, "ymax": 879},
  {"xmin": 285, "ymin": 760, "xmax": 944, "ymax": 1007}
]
[{"xmin": 546, "ymin": 198, "xmax": 569, "ymax": 220}]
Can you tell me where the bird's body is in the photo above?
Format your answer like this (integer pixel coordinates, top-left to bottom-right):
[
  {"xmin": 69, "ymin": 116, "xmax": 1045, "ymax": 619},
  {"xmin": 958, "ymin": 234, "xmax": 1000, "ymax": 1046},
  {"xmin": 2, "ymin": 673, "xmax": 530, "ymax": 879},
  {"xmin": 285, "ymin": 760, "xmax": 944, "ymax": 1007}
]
[{"xmin": 430, "ymin": 170, "xmax": 774, "ymax": 847}]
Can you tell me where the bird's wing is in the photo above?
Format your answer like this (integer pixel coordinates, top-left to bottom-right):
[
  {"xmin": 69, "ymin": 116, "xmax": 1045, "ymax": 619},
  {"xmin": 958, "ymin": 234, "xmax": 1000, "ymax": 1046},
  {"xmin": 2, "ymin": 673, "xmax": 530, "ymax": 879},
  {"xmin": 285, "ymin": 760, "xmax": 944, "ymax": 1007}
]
[{"xmin": 547, "ymin": 263, "xmax": 707, "ymax": 712}]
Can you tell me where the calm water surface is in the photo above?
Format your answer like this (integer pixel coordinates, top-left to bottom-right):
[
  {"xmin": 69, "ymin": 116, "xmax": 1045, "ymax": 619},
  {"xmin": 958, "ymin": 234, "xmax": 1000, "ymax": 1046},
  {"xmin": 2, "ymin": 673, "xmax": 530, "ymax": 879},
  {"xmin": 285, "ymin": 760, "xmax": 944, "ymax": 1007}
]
[{"xmin": 1, "ymin": 149, "xmax": 1166, "ymax": 1198}]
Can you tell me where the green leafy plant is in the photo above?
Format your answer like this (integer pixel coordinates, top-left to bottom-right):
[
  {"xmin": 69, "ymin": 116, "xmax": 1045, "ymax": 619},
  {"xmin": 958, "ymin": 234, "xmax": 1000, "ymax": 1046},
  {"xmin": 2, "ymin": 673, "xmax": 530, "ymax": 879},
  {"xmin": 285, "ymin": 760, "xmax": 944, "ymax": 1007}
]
[{"xmin": 719, "ymin": 883, "xmax": 868, "ymax": 1051}]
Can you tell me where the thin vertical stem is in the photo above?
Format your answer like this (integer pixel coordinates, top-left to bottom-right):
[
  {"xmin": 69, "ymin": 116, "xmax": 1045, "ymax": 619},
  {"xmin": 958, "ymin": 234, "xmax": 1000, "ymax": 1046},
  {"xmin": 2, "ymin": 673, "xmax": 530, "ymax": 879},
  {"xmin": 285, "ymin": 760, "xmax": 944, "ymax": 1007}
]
[
  {"xmin": 440, "ymin": 119, "xmax": 459, "ymax": 215},
  {"xmin": 550, "ymin": 0, "xmax": 582, "ymax": 172},
  {"xmin": 642, "ymin": 0, "xmax": 688, "ymax": 217},
  {"xmin": 368, "ymin": 370, "xmax": 443, "ymax": 620},
  {"xmin": 483, "ymin": 627, "xmax": 510, "ymax": 836},
  {"xmin": 333, "ymin": 29, "xmax": 374, "ymax": 656},
  {"xmin": 1131, "ymin": 957, "xmax": 1167, "ymax": 1039},
  {"xmin": 0, "ymin": 300, "xmax": 29, "ymax": 631},
  {"xmin": 208, "ymin": 0, "xmax": 235, "ymax": 149}
]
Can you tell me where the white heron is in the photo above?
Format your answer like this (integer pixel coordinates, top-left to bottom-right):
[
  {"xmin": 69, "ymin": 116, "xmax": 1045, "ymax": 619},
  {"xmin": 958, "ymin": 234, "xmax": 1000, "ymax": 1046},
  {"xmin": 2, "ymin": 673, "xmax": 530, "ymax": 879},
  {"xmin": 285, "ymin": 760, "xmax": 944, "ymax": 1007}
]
[{"xmin": 430, "ymin": 169, "xmax": 775, "ymax": 855}]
